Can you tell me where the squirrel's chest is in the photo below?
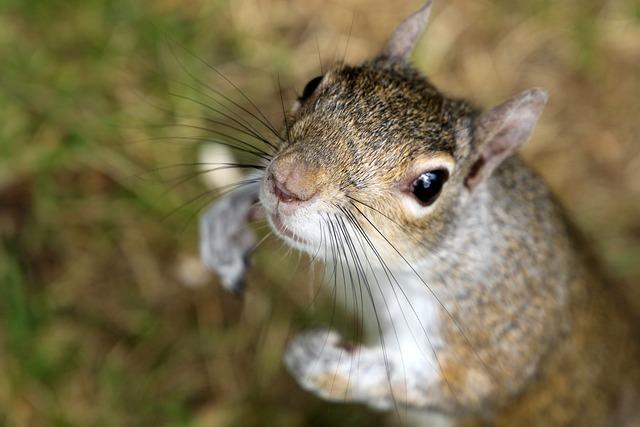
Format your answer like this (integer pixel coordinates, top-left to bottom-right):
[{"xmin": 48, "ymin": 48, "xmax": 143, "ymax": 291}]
[{"xmin": 336, "ymin": 267, "xmax": 444, "ymax": 373}]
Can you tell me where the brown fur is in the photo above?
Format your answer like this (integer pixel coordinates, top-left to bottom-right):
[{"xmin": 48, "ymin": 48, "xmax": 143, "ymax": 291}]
[{"xmin": 265, "ymin": 5, "xmax": 640, "ymax": 425}]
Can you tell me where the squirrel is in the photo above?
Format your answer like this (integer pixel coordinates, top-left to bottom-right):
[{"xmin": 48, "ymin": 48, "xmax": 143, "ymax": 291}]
[{"xmin": 199, "ymin": 2, "xmax": 640, "ymax": 426}]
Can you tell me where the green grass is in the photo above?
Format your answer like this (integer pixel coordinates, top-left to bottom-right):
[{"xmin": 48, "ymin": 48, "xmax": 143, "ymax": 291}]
[{"xmin": 1, "ymin": 0, "xmax": 639, "ymax": 426}]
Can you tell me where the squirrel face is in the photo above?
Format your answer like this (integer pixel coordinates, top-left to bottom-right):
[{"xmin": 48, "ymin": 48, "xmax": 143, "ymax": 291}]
[
  {"xmin": 259, "ymin": 1, "xmax": 548, "ymax": 270},
  {"xmin": 260, "ymin": 60, "xmax": 473, "ymax": 268}
]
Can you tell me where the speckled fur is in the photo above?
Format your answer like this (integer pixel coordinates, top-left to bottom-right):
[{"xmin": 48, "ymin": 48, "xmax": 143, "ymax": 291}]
[
  {"xmin": 271, "ymin": 53, "xmax": 640, "ymax": 424},
  {"xmin": 221, "ymin": 4, "xmax": 640, "ymax": 426}
]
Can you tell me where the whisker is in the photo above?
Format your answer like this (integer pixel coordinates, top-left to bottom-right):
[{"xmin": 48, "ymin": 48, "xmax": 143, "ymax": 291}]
[
  {"xmin": 168, "ymin": 40, "xmax": 283, "ymax": 140},
  {"xmin": 341, "ymin": 206, "xmax": 456, "ymax": 403},
  {"xmin": 169, "ymin": 44, "xmax": 280, "ymax": 149},
  {"xmin": 315, "ymin": 35, "xmax": 324, "ymax": 75},
  {"xmin": 135, "ymin": 135, "xmax": 271, "ymax": 161},
  {"xmin": 333, "ymin": 215, "xmax": 369, "ymax": 399},
  {"xmin": 169, "ymin": 92, "xmax": 274, "ymax": 149},
  {"xmin": 138, "ymin": 161, "xmax": 265, "ymax": 174},
  {"xmin": 172, "ymin": 78, "xmax": 279, "ymax": 152},
  {"xmin": 160, "ymin": 164, "xmax": 264, "ymax": 192},
  {"xmin": 122, "ymin": 93, "xmax": 274, "ymax": 157},
  {"xmin": 252, "ymin": 231, "xmax": 273, "ymax": 253},
  {"xmin": 348, "ymin": 195, "xmax": 482, "ymax": 262},
  {"xmin": 277, "ymin": 74, "xmax": 291, "ymax": 144},
  {"xmin": 149, "ymin": 122, "xmax": 274, "ymax": 158},
  {"xmin": 348, "ymin": 202, "xmax": 494, "ymax": 382},
  {"xmin": 342, "ymin": 12, "xmax": 355, "ymax": 64},
  {"xmin": 333, "ymin": 210, "xmax": 405, "ymax": 417},
  {"xmin": 163, "ymin": 177, "xmax": 261, "ymax": 223}
]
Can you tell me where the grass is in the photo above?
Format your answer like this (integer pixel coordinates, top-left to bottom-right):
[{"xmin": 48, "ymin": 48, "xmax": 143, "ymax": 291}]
[{"xmin": 0, "ymin": 0, "xmax": 639, "ymax": 426}]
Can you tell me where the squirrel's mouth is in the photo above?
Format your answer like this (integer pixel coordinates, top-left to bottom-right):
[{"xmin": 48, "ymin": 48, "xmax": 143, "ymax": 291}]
[{"xmin": 268, "ymin": 213, "xmax": 309, "ymax": 245}]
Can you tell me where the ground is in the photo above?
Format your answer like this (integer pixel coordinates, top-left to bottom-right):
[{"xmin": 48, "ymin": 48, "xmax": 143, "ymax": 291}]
[{"xmin": 1, "ymin": 0, "xmax": 639, "ymax": 426}]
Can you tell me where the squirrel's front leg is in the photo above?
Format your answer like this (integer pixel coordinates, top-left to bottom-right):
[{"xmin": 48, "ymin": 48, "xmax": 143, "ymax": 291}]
[
  {"xmin": 284, "ymin": 329, "xmax": 442, "ymax": 410},
  {"xmin": 199, "ymin": 181, "xmax": 262, "ymax": 294}
]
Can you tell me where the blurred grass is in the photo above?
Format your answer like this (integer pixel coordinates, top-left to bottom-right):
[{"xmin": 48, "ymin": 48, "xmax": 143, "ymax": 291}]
[{"xmin": 0, "ymin": 0, "xmax": 639, "ymax": 426}]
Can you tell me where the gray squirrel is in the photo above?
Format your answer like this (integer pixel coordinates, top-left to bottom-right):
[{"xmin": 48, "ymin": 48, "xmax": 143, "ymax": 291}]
[{"xmin": 199, "ymin": 2, "xmax": 640, "ymax": 426}]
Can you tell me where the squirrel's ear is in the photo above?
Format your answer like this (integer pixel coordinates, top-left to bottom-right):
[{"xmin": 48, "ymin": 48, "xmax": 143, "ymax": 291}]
[
  {"xmin": 465, "ymin": 88, "xmax": 548, "ymax": 190},
  {"xmin": 380, "ymin": 1, "xmax": 432, "ymax": 61}
]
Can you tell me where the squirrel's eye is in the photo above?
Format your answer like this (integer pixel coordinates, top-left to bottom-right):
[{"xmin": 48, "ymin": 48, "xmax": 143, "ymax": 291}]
[
  {"xmin": 411, "ymin": 169, "xmax": 449, "ymax": 206},
  {"xmin": 300, "ymin": 75, "xmax": 323, "ymax": 100}
]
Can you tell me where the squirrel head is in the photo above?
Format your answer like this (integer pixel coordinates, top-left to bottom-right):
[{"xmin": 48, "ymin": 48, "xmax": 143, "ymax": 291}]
[{"xmin": 260, "ymin": 1, "xmax": 548, "ymax": 268}]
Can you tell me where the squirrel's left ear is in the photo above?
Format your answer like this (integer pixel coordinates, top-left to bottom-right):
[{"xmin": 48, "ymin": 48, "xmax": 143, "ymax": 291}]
[
  {"xmin": 465, "ymin": 88, "xmax": 548, "ymax": 190},
  {"xmin": 380, "ymin": 1, "xmax": 432, "ymax": 61}
]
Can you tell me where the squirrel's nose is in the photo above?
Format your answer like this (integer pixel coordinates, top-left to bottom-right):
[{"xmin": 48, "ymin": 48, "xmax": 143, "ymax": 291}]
[
  {"xmin": 270, "ymin": 156, "xmax": 318, "ymax": 204},
  {"xmin": 272, "ymin": 176, "xmax": 304, "ymax": 203},
  {"xmin": 271, "ymin": 171, "xmax": 317, "ymax": 203}
]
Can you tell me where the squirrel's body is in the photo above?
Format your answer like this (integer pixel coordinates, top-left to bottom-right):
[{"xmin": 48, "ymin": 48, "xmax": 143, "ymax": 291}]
[
  {"xmin": 453, "ymin": 158, "xmax": 640, "ymax": 426},
  {"xmin": 336, "ymin": 155, "xmax": 640, "ymax": 426},
  {"xmin": 200, "ymin": 2, "xmax": 640, "ymax": 425}
]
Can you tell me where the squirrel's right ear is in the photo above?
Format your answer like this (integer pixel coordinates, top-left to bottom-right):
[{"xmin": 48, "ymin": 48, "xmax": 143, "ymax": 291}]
[
  {"xmin": 465, "ymin": 88, "xmax": 548, "ymax": 190},
  {"xmin": 380, "ymin": 1, "xmax": 432, "ymax": 61}
]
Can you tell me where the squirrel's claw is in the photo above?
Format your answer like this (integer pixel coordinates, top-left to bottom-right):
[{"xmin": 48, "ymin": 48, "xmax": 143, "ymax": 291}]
[{"xmin": 199, "ymin": 182, "xmax": 261, "ymax": 294}]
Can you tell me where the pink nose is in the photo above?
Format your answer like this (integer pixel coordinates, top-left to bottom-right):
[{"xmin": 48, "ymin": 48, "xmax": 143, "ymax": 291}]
[
  {"xmin": 272, "ymin": 175, "xmax": 304, "ymax": 203},
  {"xmin": 271, "ymin": 172, "xmax": 315, "ymax": 203},
  {"xmin": 269, "ymin": 155, "xmax": 318, "ymax": 204}
]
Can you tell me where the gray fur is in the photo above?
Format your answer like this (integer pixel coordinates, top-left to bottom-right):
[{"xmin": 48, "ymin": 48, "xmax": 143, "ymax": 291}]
[
  {"xmin": 199, "ymin": 182, "xmax": 259, "ymax": 294},
  {"xmin": 199, "ymin": 2, "xmax": 640, "ymax": 425}
]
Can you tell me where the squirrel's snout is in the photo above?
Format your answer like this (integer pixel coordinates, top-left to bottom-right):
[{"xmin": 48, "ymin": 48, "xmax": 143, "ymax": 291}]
[
  {"xmin": 270, "ymin": 155, "xmax": 319, "ymax": 204},
  {"xmin": 273, "ymin": 177, "xmax": 309, "ymax": 203}
]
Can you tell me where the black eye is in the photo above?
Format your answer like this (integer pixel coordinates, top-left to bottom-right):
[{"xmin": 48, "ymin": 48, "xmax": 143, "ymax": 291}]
[
  {"xmin": 300, "ymin": 75, "xmax": 323, "ymax": 100},
  {"xmin": 411, "ymin": 169, "xmax": 449, "ymax": 206}
]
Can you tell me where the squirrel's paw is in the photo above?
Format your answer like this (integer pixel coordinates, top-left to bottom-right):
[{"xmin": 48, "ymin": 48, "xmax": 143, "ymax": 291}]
[
  {"xmin": 284, "ymin": 329, "xmax": 371, "ymax": 403},
  {"xmin": 199, "ymin": 183, "xmax": 261, "ymax": 294}
]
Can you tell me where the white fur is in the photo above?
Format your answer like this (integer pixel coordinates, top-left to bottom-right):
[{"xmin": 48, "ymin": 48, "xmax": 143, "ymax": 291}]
[
  {"xmin": 261, "ymin": 172, "xmax": 455, "ymax": 425},
  {"xmin": 329, "ymin": 264, "xmax": 454, "ymax": 426}
]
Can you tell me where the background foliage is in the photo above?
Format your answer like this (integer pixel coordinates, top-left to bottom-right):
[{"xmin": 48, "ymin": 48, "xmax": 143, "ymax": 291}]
[{"xmin": 1, "ymin": 0, "xmax": 639, "ymax": 426}]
